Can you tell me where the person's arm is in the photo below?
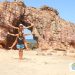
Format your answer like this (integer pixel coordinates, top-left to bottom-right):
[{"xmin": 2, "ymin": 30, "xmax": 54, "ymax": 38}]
[
  {"xmin": 23, "ymin": 23, "xmax": 34, "ymax": 29},
  {"xmin": 8, "ymin": 32, "xmax": 17, "ymax": 36},
  {"xmin": 8, "ymin": 25, "xmax": 19, "ymax": 30},
  {"xmin": 9, "ymin": 38, "xmax": 17, "ymax": 49}
]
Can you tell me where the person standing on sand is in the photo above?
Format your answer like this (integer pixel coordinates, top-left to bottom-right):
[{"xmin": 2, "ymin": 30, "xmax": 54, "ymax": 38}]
[{"xmin": 8, "ymin": 31, "xmax": 32, "ymax": 60}]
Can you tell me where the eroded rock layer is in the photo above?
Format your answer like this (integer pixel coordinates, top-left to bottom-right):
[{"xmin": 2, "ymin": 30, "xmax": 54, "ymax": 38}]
[{"xmin": 0, "ymin": 1, "xmax": 75, "ymax": 50}]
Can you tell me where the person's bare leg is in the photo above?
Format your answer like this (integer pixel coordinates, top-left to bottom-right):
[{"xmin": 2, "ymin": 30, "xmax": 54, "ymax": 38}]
[
  {"xmin": 19, "ymin": 49, "xmax": 23, "ymax": 60},
  {"xmin": 24, "ymin": 40, "xmax": 29, "ymax": 50},
  {"xmin": 9, "ymin": 38, "xmax": 17, "ymax": 49}
]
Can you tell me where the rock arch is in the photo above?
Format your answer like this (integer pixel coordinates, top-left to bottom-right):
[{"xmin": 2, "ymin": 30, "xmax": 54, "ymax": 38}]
[{"xmin": 0, "ymin": 2, "xmax": 75, "ymax": 50}]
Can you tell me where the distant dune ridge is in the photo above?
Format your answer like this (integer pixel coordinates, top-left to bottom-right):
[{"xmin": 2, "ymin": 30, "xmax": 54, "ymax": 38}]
[{"xmin": 0, "ymin": 1, "xmax": 75, "ymax": 52}]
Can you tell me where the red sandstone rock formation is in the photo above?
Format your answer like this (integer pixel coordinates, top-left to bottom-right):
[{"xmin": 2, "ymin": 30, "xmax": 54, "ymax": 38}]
[{"xmin": 0, "ymin": 1, "xmax": 75, "ymax": 50}]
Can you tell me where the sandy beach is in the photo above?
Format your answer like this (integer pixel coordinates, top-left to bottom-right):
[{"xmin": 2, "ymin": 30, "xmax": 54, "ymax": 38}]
[{"xmin": 0, "ymin": 49, "xmax": 75, "ymax": 75}]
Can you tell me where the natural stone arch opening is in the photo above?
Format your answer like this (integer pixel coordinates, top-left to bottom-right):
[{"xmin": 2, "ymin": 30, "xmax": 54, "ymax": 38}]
[
  {"xmin": 6, "ymin": 16, "xmax": 38, "ymax": 49},
  {"xmin": 0, "ymin": 1, "xmax": 75, "ymax": 51}
]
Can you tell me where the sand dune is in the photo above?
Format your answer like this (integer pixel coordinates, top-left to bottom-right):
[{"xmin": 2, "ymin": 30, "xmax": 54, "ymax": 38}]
[{"xmin": 0, "ymin": 49, "xmax": 75, "ymax": 75}]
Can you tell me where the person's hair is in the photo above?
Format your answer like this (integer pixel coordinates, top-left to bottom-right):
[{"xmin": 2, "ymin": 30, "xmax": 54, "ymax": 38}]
[
  {"xmin": 18, "ymin": 31, "xmax": 23, "ymax": 37},
  {"xmin": 19, "ymin": 24, "xmax": 23, "ymax": 27}
]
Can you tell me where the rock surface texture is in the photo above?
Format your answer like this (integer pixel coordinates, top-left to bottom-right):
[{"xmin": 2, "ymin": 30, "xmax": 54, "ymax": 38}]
[{"xmin": 0, "ymin": 1, "xmax": 75, "ymax": 50}]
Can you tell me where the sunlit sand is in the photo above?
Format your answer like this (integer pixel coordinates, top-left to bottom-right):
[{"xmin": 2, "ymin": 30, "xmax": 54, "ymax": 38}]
[{"xmin": 0, "ymin": 49, "xmax": 75, "ymax": 75}]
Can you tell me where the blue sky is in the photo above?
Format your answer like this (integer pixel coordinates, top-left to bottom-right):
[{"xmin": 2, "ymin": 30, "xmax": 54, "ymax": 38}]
[
  {"xmin": 25, "ymin": 0, "xmax": 75, "ymax": 23},
  {"xmin": 23, "ymin": 29, "xmax": 33, "ymax": 39},
  {"xmin": 0, "ymin": 0, "xmax": 75, "ymax": 39},
  {"xmin": 24, "ymin": 0, "xmax": 75, "ymax": 39}
]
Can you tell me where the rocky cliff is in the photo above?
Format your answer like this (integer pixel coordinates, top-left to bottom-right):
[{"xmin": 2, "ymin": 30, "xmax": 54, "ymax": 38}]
[{"xmin": 0, "ymin": 1, "xmax": 75, "ymax": 50}]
